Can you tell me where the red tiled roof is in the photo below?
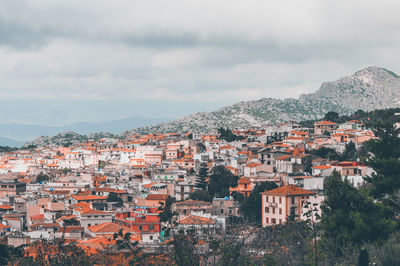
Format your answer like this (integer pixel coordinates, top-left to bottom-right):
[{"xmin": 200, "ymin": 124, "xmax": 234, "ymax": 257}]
[
  {"xmin": 315, "ymin": 121, "xmax": 338, "ymax": 125},
  {"xmin": 145, "ymin": 194, "xmax": 168, "ymax": 201},
  {"xmin": 88, "ymin": 222, "xmax": 131, "ymax": 234},
  {"xmin": 0, "ymin": 205, "xmax": 13, "ymax": 210},
  {"xmin": 81, "ymin": 209, "xmax": 109, "ymax": 216},
  {"xmin": 312, "ymin": 165, "xmax": 331, "ymax": 170},
  {"xmin": 72, "ymin": 195, "xmax": 107, "ymax": 201},
  {"xmin": 178, "ymin": 215, "xmax": 215, "ymax": 225},
  {"xmin": 261, "ymin": 185, "xmax": 315, "ymax": 196}
]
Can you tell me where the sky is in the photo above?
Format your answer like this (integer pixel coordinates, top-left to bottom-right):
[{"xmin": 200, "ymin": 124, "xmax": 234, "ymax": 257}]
[{"xmin": 1, "ymin": 0, "xmax": 400, "ymax": 126}]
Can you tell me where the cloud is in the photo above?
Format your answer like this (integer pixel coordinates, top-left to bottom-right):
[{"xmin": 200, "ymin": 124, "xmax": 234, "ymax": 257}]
[{"xmin": 1, "ymin": 0, "xmax": 400, "ymax": 124}]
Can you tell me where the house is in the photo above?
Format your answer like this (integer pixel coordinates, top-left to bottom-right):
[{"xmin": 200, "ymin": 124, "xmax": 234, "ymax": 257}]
[
  {"xmin": 229, "ymin": 177, "xmax": 253, "ymax": 197},
  {"xmin": 261, "ymin": 185, "xmax": 316, "ymax": 227},
  {"xmin": 314, "ymin": 121, "xmax": 339, "ymax": 135},
  {"xmin": 78, "ymin": 209, "xmax": 113, "ymax": 232},
  {"xmin": 211, "ymin": 197, "xmax": 239, "ymax": 217},
  {"xmin": 0, "ymin": 179, "xmax": 26, "ymax": 197},
  {"xmin": 173, "ymin": 199, "xmax": 212, "ymax": 216}
]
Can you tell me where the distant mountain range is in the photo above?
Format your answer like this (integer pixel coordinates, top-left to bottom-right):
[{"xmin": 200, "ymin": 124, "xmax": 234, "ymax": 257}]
[
  {"xmin": 125, "ymin": 66, "xmax": 400, "ymax": 134},
  {"xmin": 0, "ymin": 116, "xmax": 172, "ymax": 147}
]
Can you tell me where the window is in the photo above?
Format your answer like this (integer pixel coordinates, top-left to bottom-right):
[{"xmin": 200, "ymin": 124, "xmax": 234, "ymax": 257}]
[
  {"xmin": 279, "ymin": 197, "xmax": 282, "ymax": 204},
  {"xmin": 183, "ymin": 209, "xmax": 186, "ymax": 214},
  {"xmin": 272, "ymin": 208, "xmax": 275, "ymax": 214},
  {"xmin": 271, "ymin": 218, "xmax": 276, "ymax": 224},
  {"xmin": 265, "ymin": 207, "xmax": 269, "ymax": 213},
  {"xmin": 292, "ymin": 197, "xmax": 295, "ymax": 204},
  {"xmin": 353, "ymin": 169, "xmax": 357, "ymax": 175},
  {"xmin": 150, "ymin": 236, "xmax": 153, "ymax": 240},
  {"xmin": 149, "ymin": 225, "xmax": 154, "ymax": 230},
  {"xmin": 139, "ymin": 225, "xmax": 143, "ymax": 231},
  {"xmin": 279, "ymin": 219, "xmax": 282, "ymax": 224},
  {"xmin": 220, "ymin": 209, "xmax": 224, "ymax": 214},
  {"xmin": 229, "ymin": 209, "xmax": 232, "ymax": 214},
  {"xmin": 265, "ymin": 196, "xmax": 269, "ymax": 202},
  {"xmin": 266, "ymin": 218, "xmax": 269, "ymax": 223},
  {"xmin": 244, "ymin": 184, "xmax": 248, "ymax": 189},
  {"xmin": 273, "ymin": 197, "xmax": 275, "ymax": 203},
  {"xmin": 220, "ymin": 201, "xmax": 224, "ymax": 205},
  {"xmin": 279, "ymin": 208, "xmax": 282, "ymax": 215},
  {"xmin": 88, "ymin": 224, "xmax": 91, "ymax": 227}
]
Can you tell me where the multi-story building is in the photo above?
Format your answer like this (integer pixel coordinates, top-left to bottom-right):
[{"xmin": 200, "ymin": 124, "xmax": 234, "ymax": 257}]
[{"xmin": 261, "ymin": 185, "xmax": 315, "ymax": 227}]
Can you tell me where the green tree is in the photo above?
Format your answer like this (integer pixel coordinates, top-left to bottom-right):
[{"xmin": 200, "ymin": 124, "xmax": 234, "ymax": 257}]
[
  {"xmin": 311, "ymin": 147, "xmax": 341, "ymax": 161},
  {"xmin": 341, "ymin": 142, "xmax": 357, "ymax": 161},
  {"xmin": 239, "ymin": 181, "xmax": 278, "ymax": 224},
  {"xmin": 324, "ymin": 111, "xmax": 339, "ymax": 122},
  {"xmin": 218, "ymin": 127, "xmax": 243, "ymax": 142},
  {"xmin": 189, "ymin": 190, "xmax": 213, "ymax": 202},
  {"xmin": 364, "ymin": 123, "xmax": 400, "ymax": 200},
  {"xmin": 195, "ymin": 163, "xmax": 208, "ymax": 190},
  {"xmin": 321, "ymin": 171, "xmax": 396, "ymax": 251},
  {"xmin": 208, "ymin": 166, "xmax": 238, "ymax": 197}
]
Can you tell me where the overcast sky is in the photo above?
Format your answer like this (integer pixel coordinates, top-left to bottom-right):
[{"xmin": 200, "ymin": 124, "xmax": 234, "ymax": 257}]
[{"xmin": 1, "ymin": 0, "xmax": 400, "ymax": 126}]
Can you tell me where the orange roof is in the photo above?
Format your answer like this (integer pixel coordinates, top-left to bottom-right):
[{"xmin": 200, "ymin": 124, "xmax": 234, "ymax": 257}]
[
  {"xmin": 178, "ymin": 215, "xmax": 215, "ymax": 225},
  {"xmin": 145, "ymin": 194, "xmax": 168, "ymax": 201},
  {"xmin": 315, "ymin": 121, "xmax": 338, "ymax": 125},
  {"xmin": 261, "ymin": 185, "xmax": 315, "ymax": 196},
  {"xmin": 72, "ymin": 195, "xmax": 107, "ymax": 201},
  {"xmin": 0, "ymin": 205, "xmax": 13, "ymax": 210},
  {"xmin": 312, "ymin": 165, "xmax": 331, "ymax": 170},
  {"xmin": 277, "ymin": 155, "xmax": 292, "ymax": 160},
  {"xmin": 81, "ymin": 209, "xmax": 109, "ymax": 216},
  {"xmin": 88, "ymin": 222, "xmax": 132, "ymax": 234},
  {"xmin": 245, "ymin": 163, "xmax": 261, "ymax": 168},
  {"xmin": 143, "ymin": 182, "xmax": 156, "ymax": 189},
  {"xmin": 238, "ymin": 178, "xmax": 250, "ymax": 184}
]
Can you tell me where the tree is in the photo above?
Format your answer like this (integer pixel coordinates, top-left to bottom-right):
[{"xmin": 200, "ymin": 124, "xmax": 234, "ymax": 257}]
[
  {"xmin": 113, "ymin": 229, "xmax": 145, "ymax": 265},
  {"xmin": 364, "ymin": 123, "xmax": 400, "ymax": 200},
  {"xmin": 189, "ymin": 190, "xmax": 213, "ymax": 202},
  {"xmin": 107, "ymin": 192, "xmax": 123, "ymax": 207},
  {"xmin": 171, "ymin": 229, "xmax": 200, "ymax": 266},
  {"xmin": 217, "ymin": 127, "xmax": 243, "ymax": 142},
  {"xmin": 195, "ymin": 163, "xmax": 208, "ymax": 190},
  {"xmin": 36, "ymin": 173, "xmax": 50, "ymax": 183},
  {"xmin": 324, "ymin": 111, "xmax": 339, "ymax": 122},
  {"xmin": 208, "ymin": 166, "xmax": 238, "ymax": 197},
  {"xmin": 239, "ymin": 181, "xmax": 278, "ymax": 224},
  {"xmin": 311, "ymin": 147, "xmax": 341, "ymax": 161},
  {"xmin": 321, "ymin": 171, "xmax": 396, "ymax": 251},
  {"xmin": 341, "ymin": 142, "xmax": 357, "ymax": 161}
]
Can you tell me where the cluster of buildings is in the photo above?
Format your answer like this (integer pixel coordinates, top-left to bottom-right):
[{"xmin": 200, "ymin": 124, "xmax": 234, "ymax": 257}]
[{"xmin": 0, "ymin": 119, "xmax": 376, "ymax": 256}]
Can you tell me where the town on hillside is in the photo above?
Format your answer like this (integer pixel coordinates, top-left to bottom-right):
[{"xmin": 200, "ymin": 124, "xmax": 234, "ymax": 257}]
[{"xmin": 0, "ymin": 112, "xmax": 399, "ymax": 265}]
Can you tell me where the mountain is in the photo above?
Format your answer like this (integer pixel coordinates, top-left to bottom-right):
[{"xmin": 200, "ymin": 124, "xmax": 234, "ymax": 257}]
[
  {"xmin": 0, "ymin": 116, "xmax": 172, "ymax": 146},
  {"xmin": 125, "ymin": 66, "xmax": 400, "ymax": 134},
  {"xmin": 0, "ymin": 137, "xmax": 25, "ymax": 148}
]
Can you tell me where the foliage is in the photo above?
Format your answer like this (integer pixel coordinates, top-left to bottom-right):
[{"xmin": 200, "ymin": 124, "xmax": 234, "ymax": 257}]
[
  {"xmin": 239, "ymin": 181, "xmax": 278, "ymax": 224},
  {"xmin": 36, "ymin": 173, "xmax": 50, "ymax": 183},
  {"xmin": 195, "ymin": 163, "xmax": 208, "ymax": 190},
  {"xmin": 324, "ymin": 111, "xmax": 339, "ymax": 122},
  {"xmin": 208, "ymin": 165, "xmax": 238, "ymax": 197},
  {"xmin": 311, "ymin": 147, "xmax": 341, "ymax": 161},
  {"xmin": 217, "ymin": 127, "xmax": 243, "ymax": 142},
  {"xmin": 321, "ymin": 171, "xmax": 396, "ymax": 252},
  {"xmin": 0, "ymin": 244, "xmax": 23, "ymax": 265},
  {"xmin": 364, "ymin": 122, "xmax": 400, "ymax": 200},
  {"xmin": 171, "ymin": 230, "xmax": 200, "ymax": 266},
  {"xmin": 107, "ymin": 192, "xmax": 123, "ymax": 206},
  {"xmin": 158, "ymin": 196, "xmax": 176, "ymax": 223},
  {"xmin": 98, "ymin": 160, "xmax": 107, "ymax": 169},
  {"xmin": 113, "ymin": 229, "xmax": 146, "ymax": 265},
  {"xmin": 61, "ymin": 168, "xmax": 72, "ymax": 174},
  {"xmin": 189, "ymin": 190, "xmax": 213, "ymax": 202}
]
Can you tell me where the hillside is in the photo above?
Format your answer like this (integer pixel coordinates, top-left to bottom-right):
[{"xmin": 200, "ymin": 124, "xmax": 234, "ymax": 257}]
[{"xmin": 125, "ymin": 66, "xmax": 400, "ymax": 134}]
